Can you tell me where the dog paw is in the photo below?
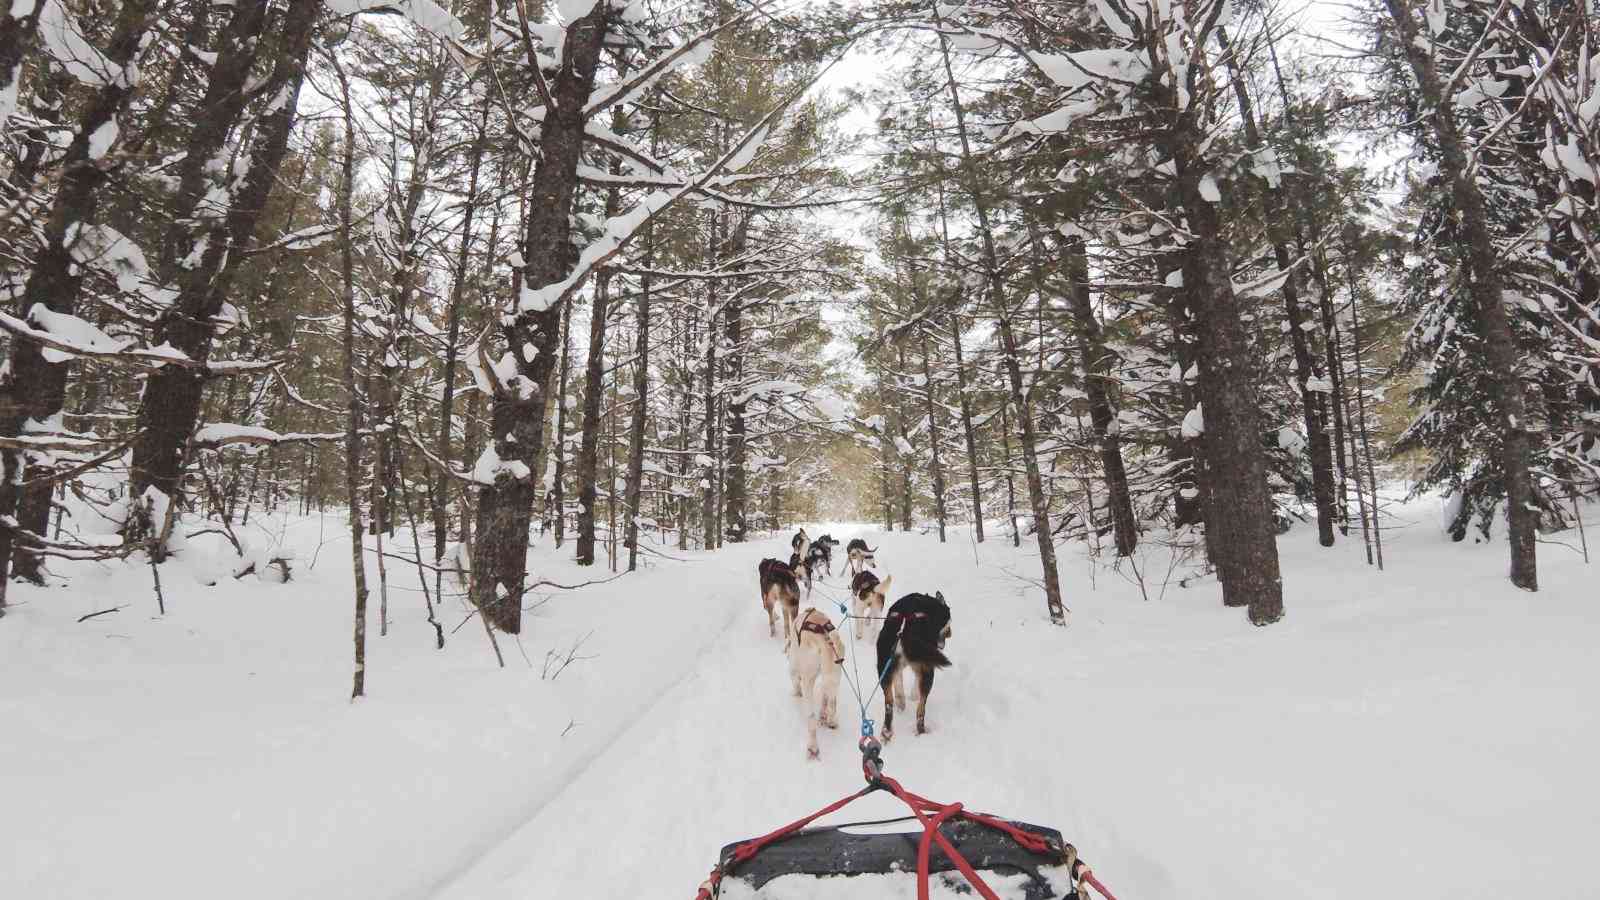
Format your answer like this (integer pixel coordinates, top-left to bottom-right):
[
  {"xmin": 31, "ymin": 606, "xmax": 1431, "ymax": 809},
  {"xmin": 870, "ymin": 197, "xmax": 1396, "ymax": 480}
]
[
  {"xmin": 916, "ymin": 723, "xmax": 927, "ymax": 736},
  {"xmin": 806, "ymin": 747, "xmax": 820, "ymax": 760}
]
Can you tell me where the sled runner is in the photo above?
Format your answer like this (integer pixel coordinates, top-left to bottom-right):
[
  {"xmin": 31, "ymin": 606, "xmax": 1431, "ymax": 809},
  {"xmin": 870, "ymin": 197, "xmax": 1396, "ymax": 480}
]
[{"xmin": 691, "ymin": 735, "xmax": 1118, "ymax": 900}]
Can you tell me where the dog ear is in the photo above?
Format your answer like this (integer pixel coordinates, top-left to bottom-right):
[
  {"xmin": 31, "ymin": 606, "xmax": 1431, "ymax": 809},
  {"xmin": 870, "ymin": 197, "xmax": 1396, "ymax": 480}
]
[{"xmin": 935, "ymin": 590, "xmax": 945, "ymax": 604}]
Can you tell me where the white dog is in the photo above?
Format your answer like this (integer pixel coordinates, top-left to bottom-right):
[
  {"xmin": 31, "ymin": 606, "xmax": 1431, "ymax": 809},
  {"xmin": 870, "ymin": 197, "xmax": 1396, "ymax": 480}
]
[{"xmin": 787, "ymin": 607, "xmax": 845, "ymax": 759}]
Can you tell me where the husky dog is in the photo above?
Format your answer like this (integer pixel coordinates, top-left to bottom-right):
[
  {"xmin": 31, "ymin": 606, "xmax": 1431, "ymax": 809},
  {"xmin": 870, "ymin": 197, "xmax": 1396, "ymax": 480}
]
[
  {"xmin": 757, "ymin": 558, "xmax": 801, "ymax": 639},
  {"xmin": 808, "ymin": 534, "xmax": 842, "ymax": 577},
  {"xmin": 787, "ymin": 607, "xmax": 846, "ymax": 759},
  {"xmin": 846, "ymin": 538, "xmax": 877, "ymax": 576},
  {"xmin": 789, "ymin": 550, "xmax": 814, "ymax": 597},
  {"xmin": 849, "ymin": 571, "xmax": 892, "ymax": 641},
  {"xmin": 791, "ymin": 527, "xmax": 811, "ymax": 559},
  {"xmin": 876, "ymin": 591, "xmax": 953, "ymax": 740}
]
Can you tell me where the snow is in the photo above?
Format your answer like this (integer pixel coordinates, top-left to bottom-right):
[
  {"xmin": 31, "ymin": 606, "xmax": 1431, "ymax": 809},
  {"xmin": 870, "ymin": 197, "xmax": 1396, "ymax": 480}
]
[
  {"xmin": 1181, "ymin": 402, "xmax": 1204, "ymax": 437},
  {"xmin": 5, "ymin": 498, "xmax": 1599, "ymax": 900},
  {"xmin": 86, "ymin": 117, "xmax": 117, "ymax": 160},
  {"xmin": 324, "ymin": 0, "xmax": 465, "ymax": 42},
  {"xmin": 1094, "ymin": 0, "xmax": 1133, "ymax": 40},
  {"xmin": 37, "ymin": 0, "xmax": 122, "ymax": 87},
  {"xmin": 1031, "ymin": 48, "xmax": 1149, "ymax": 91},
  {"xmin": 1424, "ymin": 0, "xmax": 1447, "ymax": 37},
  {"xmin": 1198, "ymin": 173, "xmax": 1221, "ymax": 203}
]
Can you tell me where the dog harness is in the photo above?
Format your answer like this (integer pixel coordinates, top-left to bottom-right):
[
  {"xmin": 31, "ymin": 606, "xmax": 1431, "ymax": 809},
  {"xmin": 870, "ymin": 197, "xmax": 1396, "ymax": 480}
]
[{"xmin": 798, "ymin": 619, "xmax": 844, "ymax": 665}]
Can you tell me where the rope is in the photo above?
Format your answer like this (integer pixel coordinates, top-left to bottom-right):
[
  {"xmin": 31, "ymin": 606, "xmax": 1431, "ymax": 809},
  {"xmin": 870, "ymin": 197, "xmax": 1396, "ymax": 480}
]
[{"xmin": 692, "ymin": 766, "xmax": 1121, "ymax": 900}]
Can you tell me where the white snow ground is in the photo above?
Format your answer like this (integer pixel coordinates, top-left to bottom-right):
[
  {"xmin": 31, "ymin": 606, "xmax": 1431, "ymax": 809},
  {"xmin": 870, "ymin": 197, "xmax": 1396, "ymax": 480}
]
[{"xmin": 3, "ymin": 497, "xmax": 1597, "ymax": 900}]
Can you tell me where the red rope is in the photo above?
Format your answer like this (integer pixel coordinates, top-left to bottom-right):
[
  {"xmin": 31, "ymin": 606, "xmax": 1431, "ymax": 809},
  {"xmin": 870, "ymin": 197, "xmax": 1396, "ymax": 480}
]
[
  {"xmin": 693, "ymin": 775, "xmax": 1122, "ymax": 900},
  {"xmin": 1082, "ymin": 869, "xmax": 1121, "ymax": 900}
]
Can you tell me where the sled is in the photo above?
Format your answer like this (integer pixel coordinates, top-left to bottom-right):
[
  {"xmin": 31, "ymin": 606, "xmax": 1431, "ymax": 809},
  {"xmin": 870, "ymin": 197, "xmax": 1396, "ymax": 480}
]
[{"xmin": 692, "ymin": 736, "xmax": 1116, "ymax": 900}]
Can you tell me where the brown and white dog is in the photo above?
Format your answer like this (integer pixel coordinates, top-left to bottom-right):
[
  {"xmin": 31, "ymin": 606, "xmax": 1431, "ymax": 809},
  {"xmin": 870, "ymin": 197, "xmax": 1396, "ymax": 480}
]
[
  {"xmin": 849, "ymin": 571, "xmax": 892, "ymax": 641},
  {"xmin": 758, "ymin": 558, "xmax": 801, "ymax": 639},
  {"xmin": 877, "ymin": 591, "xmax": 953, "ymax": 740},
  {"xmin": 787, "ymin": 607, "xmax": 845, "ymax": 759},
  {"xmin": 846, "ymin": 538, "xmax": 877, "ymax": 576}
]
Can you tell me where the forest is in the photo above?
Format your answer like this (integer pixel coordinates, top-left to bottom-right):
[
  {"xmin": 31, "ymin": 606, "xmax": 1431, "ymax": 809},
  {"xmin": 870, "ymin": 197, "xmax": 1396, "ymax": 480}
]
[{"xmin": 1, "ymin": 1, "xmax": 1597, "ymax": 896}]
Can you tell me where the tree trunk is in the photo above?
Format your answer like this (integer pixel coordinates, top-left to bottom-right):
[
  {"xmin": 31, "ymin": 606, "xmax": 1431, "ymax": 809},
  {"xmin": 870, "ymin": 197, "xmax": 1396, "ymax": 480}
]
[
  {"xmin": 1000, "ymin": 394, "xmax": 1020, "ymax": 547},
  {"xmin": 0, "ymin": 0, "xmax": 162, "ymax": 602},
  {"xmin": 575, "ymin": 266, "xmax": 614, "ymax": 565},
  {"xmin": 919, "ymin": 331, "xmax": 947, "ymax": 542},
  {"xmin": 1060, "ymin": 238, "xmax": 1138, "ymax": 556},
  {"xmin": 624, "ymin": 222, "xmax": 654, "ymax": 569},
  {"xmin": 948, "ymin": 313, "xmax": 985, "ymax": 542},
  {"xmin": 1166, "ymin": 147, "xmax": 1285, "ymax": 624},
  {"xmin": 334, "ymin": 55, "xmax": 369, "ymax": 699},
  {"xmin": 471, "ymin": 6, "xmax": 613, "ymax": 632},
  {"xmin": 722, "ymin": 215, "xmax": 751, "ymax": 543},
  {"xmin": 129, "ymin": 0, "xmax": 322, "ymax": 550},
  {"xmin": 1219, "ymin": 25, "xmax": 1337, "ymax": 547},
  {"xmin": 1382, "ymin": 0, "xmax": 1536, "ymax": 590},
  {"xmin": 934, "ymin": 21, "xmax": 1063, "ymax": 621},
  {"xmin": 434, "ymin": 101, "xmax": 493, "ymax": 568}
]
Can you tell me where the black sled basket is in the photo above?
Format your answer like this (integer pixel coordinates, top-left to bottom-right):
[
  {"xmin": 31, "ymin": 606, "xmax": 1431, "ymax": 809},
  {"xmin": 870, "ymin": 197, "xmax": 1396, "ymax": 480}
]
[{"xmin": 711, "ymin": 816, "xmax": 1077, "ymax": 899}]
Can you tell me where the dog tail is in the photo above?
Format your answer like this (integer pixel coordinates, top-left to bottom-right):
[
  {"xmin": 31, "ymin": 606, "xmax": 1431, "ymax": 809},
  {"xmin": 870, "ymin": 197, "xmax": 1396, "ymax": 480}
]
[
  {"xmin": 875, "ymin": 615, "xmax": 903, "ymax": 690},
  {"xmin": 903, "ymin": 633, "xmax": 951, "ymax": 669},
  {"xmin": 875, "ymin": 574, "xmax": 892, "ymax": 598}
]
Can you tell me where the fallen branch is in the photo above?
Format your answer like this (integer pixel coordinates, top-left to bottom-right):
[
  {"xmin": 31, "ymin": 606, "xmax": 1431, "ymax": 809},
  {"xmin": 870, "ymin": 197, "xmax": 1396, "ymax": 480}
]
[{"xmin": 77, "ymin": 605, "xmax": 127, "ymax": 623}]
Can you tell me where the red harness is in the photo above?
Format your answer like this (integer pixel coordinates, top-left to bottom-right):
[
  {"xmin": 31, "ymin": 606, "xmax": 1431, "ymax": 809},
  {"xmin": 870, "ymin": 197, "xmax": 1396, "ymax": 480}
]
[{"xmin": 798, "ymin": 619, "xmax": 844, "ymax": 665}]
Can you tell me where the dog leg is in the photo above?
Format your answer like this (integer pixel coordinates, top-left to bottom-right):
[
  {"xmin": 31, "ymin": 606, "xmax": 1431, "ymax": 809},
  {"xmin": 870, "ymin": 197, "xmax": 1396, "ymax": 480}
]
[
  {"xmin": 821, "ymin": 657, "xmax": 842, "ymax": 729},
  {"xmin": 895, "ymin": 665, "xmax": 908, "ymax": 711},
  {"xmin": 881, "ymin": 665, "xmax": 896, "ymax": 741},
  {"xmin": 800, "ymin": 669, "xmax": 819, "ymax": 759},
  {"xmin": 916, "ymin": 665, "xmax": 935, "ymax": 735}
]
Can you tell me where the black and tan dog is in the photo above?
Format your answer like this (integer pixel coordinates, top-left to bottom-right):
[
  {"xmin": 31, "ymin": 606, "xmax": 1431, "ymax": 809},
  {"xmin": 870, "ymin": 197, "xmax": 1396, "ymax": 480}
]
[
  {"xmin": 791, "ymin": 528, "xmax": 810, "ymax": 558},
  {"xmin": 876, "ymin": 591, "xmax": 952, "ymax": 740},
  {"xmin": 758, "ymin": 558, "xmax": 801, "ymax": 639},
  {"xmin": 789, "ymin": 550, "xmax": 814, "ymax": 597},
  {"xmin": 808, "ymin": 534, "xmax": 842, "ymax": 577},
  {"xmin": 849, "ymin": 571, "xmax": 892, "ymax": 641},
  {"xmin": 846, "ymin": 538, "xmax": 877, "ymax": 576}
]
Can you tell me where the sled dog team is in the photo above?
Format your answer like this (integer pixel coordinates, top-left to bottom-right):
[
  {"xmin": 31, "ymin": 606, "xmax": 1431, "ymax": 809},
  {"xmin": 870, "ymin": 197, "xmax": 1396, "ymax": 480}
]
[{"xmin": 757, "ymin": 528, "xmax": 952, "ymax": 759}]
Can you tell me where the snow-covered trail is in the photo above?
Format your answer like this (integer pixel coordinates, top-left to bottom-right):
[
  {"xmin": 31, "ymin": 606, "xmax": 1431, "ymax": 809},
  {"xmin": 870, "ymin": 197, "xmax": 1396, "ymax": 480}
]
[
  {"xmin": 435, "ymin": 517, "xmax": 1600, "ymax": 900},
  {"xmin": 5, "ymin": 504, "xmax": 1598, "ymax": 900}
]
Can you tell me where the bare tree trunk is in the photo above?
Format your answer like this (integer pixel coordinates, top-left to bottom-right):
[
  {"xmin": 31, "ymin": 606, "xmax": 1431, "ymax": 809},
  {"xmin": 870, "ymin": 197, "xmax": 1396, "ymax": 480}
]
[
  {"xmin": 472, "ymin": 6, "xmax": 613, "ymax": 632},
  {"xmin": 1060, "ymin": 237, "xmax": 1138, "ymax": 556},
  {"xmin": 1382, "ymin": 0, "xmax": 1536, "ymax": 590},
  {"xmin": 1000, "ymin": 395, "xmax": 1020, "ymax": 548},
  {"xmin": 576, "ymin": 266, "xmax": 614, "ymax": 565},
  {"xmin": 934, "ymin": 21, "xmax": 1063, "ymax": 621},
  {"xmin": 432, "ymin": 93, "xmax": 492, "ymax": 570},
  {"xmin": 1343, "ymin": 243, "xmax": 1385, "ymax": 570},
  {"xmin": 721, "ymin": 214, "xmax": 751, "ymax": 543},
  {"xmin": 624, "ymin": 228, "xmax": 654, "ymax": 569},
  {"xmin": 919, "ymin": 330, "xmax": 948, "ymax": 542},
  {"xmin": 948, "ymin": 312, "xmax": 984, "ymax": 542},
  {"xmin": 1310, "ymin": 251, "xmax": 1353, "ymax": 533},
  {"xmin": 702, "ymin": 296, "xmax": 719, "ymax": 550},
  {"xmin": 335, "ymin": 55, "xmax": 370, "ymax": 699},
  {"xmin": 552, "ymin": 294, "xmax": 571, "ymax": 546},
  {"xmin": 896, "ymin": 343, "xmax": 914, "ymax": 531}
]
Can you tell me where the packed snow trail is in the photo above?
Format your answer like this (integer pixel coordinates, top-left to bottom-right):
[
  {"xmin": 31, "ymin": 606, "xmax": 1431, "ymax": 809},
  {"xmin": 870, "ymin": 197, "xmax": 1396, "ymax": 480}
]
[
  {"xmin": 4, "ymin": 501, "xmax": 1599, "ymax": 900},
  {"xmin": 433, "ymin": 515, "xmax": 1600, "ymax": 900}
]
